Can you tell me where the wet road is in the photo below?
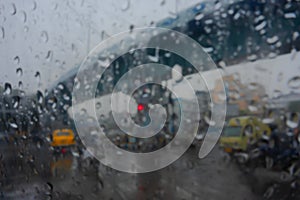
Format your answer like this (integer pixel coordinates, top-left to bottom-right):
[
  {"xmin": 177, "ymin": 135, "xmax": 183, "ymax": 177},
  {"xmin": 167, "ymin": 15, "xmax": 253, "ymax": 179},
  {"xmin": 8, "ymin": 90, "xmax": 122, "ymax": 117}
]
[{"xmin": 0, "ymin": 139, "xmax": 299, "ymax": 200}]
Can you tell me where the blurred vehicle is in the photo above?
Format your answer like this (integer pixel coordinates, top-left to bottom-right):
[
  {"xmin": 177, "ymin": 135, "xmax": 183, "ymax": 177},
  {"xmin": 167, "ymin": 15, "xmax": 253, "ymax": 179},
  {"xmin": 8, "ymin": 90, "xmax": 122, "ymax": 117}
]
[
  {"xmin": 219, "ymin": 116, "xmax": 271, "ymax": 154},
  {"xmin": 257, "ymin": 129, "xmax": 300, "ymax": 169},
  {"xmin": 50, "ymin": 128, "xmax": 76, "ymax": 152}
]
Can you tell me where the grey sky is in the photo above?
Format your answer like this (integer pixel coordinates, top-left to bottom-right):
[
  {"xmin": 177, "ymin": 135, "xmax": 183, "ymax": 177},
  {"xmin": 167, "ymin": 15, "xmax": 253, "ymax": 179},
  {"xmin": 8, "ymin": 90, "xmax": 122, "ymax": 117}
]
[
  {"xmin": 0, "ymin": 0, "xmax": 200, "ymax": 94},
  {"xmin": 0, "ymin": 0, "xmax": 299, "ymax": 97}
]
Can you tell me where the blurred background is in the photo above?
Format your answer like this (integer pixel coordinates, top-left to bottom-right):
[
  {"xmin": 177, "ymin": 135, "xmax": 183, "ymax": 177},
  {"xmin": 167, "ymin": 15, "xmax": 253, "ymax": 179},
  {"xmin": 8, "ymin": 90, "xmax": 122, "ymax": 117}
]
[{"xmin": 1, "ymin": 0, "xmax": 300, "ymax": 199}]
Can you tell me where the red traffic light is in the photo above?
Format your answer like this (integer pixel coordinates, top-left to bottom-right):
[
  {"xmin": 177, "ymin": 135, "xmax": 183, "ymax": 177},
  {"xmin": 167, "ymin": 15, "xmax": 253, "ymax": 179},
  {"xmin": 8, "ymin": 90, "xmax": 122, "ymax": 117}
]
[{"xmin": 137, "ymin": 104, "xmax": 145, "ymax": 111}]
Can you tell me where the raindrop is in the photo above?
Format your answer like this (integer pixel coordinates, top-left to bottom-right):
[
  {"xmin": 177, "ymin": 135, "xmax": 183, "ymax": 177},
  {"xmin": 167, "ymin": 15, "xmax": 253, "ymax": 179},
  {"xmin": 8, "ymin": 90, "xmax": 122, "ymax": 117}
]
[
  {"xmin": 121, "ymin": 0, "xmax": 130, "ymax": 11},
  {"xmin": 45, "ymin": 50, "xmax": 52, "ymax": 61},
  {"xmin": 74, "ymin": 77, "xmax": 81, "ymax": 89},
  {"xmin": 287, "ymin": 76, "xmax": 300, "ymax": 89},
  {"xmin": 57, "ymin": 83, "xmax": 64, "ymax": 90},
  {"xmin": 41, "ymin": 31, "xmax": 49, "ymax": 43},
  {"xmin": 32, "ymin": 1, "xmax": 37, "ymax": 11},
  {"xmin": 24, "ymin": 26, "xmax": 29, "ymax": 32},
  {"xmin": 98, "ymin": 57, "xmax": 110, "ymax": 67},
  {"xmin": 263, "ymin": 185, "xmax": 275, "ymax": 199},
  {"xmin": 9, "ymin": 122, "xmax": 18, "ymax": 129},
  {"xmin": 4, "ymin": 83, "xmax": 12, "ymax": 95},
  {"xmin": 71, "ymin": 43, "xmax": 77, "ymax": 55},
  {"xmin": 247, "ymin": 54, "xmax": 257, "ymax": 62},
  {"xmin": 19, "ymin": 10, "xmax": 27, "ymax": 23},
  {"xmin": 101, "ymin": 30, "xmax": 109, "ymax": 40},
  {"xmin": 254, "ymin": 15, "xmax": 265, "ymax": 23},
  {"xmin": 37, "ymin": 90, "xmax": 44, "ymax": 103},
  {"xmin": 249, "ymin": 82, "xmax": 258, "ymax": 90},
  {"xmin": 13, "ymin": 96, "xmax": 20, "ymax": 108},
  {"xmin": 195, "ymin": 13, "xmax": 204, "ymax": 21},
  {"xmin": 16, "ymin": 68, "xmax": 23, "ymax": 77},
  {"xmin": 204, "ymin": 19, "xmax": 213, "ymax": 25},
  {"xmin": 63, "ymin": 94, "xmax": 70, "ymax": 101},
  {"xmin": 203, "ymin": 46, "xmax": 214, "ymax": 53},
  {"xmin": 273, "ymin": 89, "xmax": 282, "ymax": 98},
  {"xmin": 0, "ymin": 26, "xmax": 4, "ymax": 39},
  {"xmin": 284, "ymin": 12, "xmax": 296, "ymax": 19},
  {"xmin": 10, "ymin": 3, "xmax": 17, "ymax": 15},
  {"xmin": 18, "ymin": 81, "xmax": 23, "ymax": 89},
  {"xmin": 35, "ymin": 71, "xmax": 41, "ymax": 83},
  {"xmin": 204, "ymin": 115, "xmax": 216, "ymax": 126},
  {"xmin": 233, "ymin": 12, "xmax": 240, "ymax": 20},
  {"xmin": 164, "ymin": 52, "xmax": 171, "ymax": 58},
  {"xmin": 293, "ymin": 32, "xmax": 299, "ymax": 41},
  {"xmin": 277, "ymin": 72, "xmax": 283, "ymax": 82},
  {"xmin": 96, "ymin": 102, "xmax": 102, "ymax": 109},
  {"xmin": 13, "ymin": 56, "xmax": 20, "ymax": 65},
  {"xmin": 248, "ymin": 105, "xmax": 258, "ymax": 112},
  {"xmin": 100, "ymin": 114, "xmax": 105, "ymax": 120},
  {"xmin": 129, "ymin": 24, "xmax": 134, "ymax": 32},
  {"xmin": 255, "ymin": 20, "xmax": 266, "ymax": 31},
  {"xmin": 80, "ymin": 108, "xmax": 87, "ymax": 116},
  {"xmin": 267, "ymin": 36, "xmax": 279, "ymax": 44},
  {"xmin": 148, "ymin": 48, "xmax": 159, "ymax": 62}
]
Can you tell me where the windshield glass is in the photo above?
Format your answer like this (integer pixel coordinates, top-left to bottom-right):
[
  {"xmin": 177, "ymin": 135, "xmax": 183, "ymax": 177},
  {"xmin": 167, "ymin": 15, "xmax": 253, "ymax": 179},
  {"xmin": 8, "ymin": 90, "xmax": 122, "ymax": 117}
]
[
  {"xmin": 55, "ymin": 131, "xmax": 71, "ymax": 136},
  {"xmin": 223, "ymin": 126, "xmax": 242, "ymax": 137},
  {"xmin": 1, "ymin": 0, "xmax": 300, "ymax": 199}
]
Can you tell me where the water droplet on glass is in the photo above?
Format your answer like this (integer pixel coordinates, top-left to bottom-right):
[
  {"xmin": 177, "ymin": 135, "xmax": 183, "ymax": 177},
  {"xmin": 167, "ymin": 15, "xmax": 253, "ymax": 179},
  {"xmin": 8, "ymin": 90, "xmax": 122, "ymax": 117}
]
[
  {"xmin": 57, "ymin": 83, "xmax": 64, "ymax": 90},
  {"xmin": 14, "ymin": 56, "xmax": 20, "ymax": 65},
  {"xmin": 4, "ymin": 83, "xmax": 12, "ymax": 95},
  {"xmin": 74, "ymin": 77, "xmax": 81, "ymax": 89},
  {"xmin": 37, "ymin": 90, "xmax": 44, "ymax": 103},
  {"xmin": 273, "ymin": 89, "xmax": 282, "ymax": 98},
  {"xmin": 249, "ymin": 82, "xmax": 258, "ymax": 90},
  {"xmin": 18, "ymin": 81, "xmax": 23, "ymax": 89},
  {"xmin": 63, "ymin": 94, "xmax": 70, "ymax": 101},
  {"xmin": 9, "ymin": 122, "xmax": 18, "ymax": 129},
  {"xmin": 41, "ymin": 31, "xmax": 48, "ymax": 43},
  {"xmin": 24, "ymin": 26, "xmax": 29, "ymax": 32},
  {"xmin": 277, "ymin": 72, "xmax": 283, "ymax": 82},
  {"xmin": 32, "ymin": 1, "xmax": 37, "ymax": 11},
  {"xmin": 98, "ymin": 57, "xmax": 110, "ymax": 67},
  {"xmin": 267, "ymin": 36, "xmax": 279, "ymax": 44},
  {"xmin": 10, "ymin": 3, "xmax": 17, "ymax": 15},
  {"xmin": 284, "ymin": 12, "xmax": 296, "ymax": 19},
  {"xmin": 255, "ymin": 20, "xmax": 266, "ymax": 31},
  {"xmin": 35, "ymin": 71, "xmax": 41, "ymax": 83},
  {"xmin": 121, "ymin": 0, "xmax": 130, "ymax": 11},
  {"xmin": 101, "ymin": 30, "xmax": 109, "ymax": 40},
  {"xmin": 80, "ymin": 108, "xmax": 87, "ymax": 116},
  {"xmin": 19, "ymin": 10, "xmax": 27, "ymax": 23},
  {"xmin": 13, "ymin": 96, "xmax": 20, "ymax": 108},
  {"xmin": 263, "ymin": 185, "xmax": 275, "ymax": 199},
  {"xmin": 96, "ymin": 102, "xmax": 102, "ymax": 109},
  {"xmin": 16, "ymin": 68, "xmax": 23, "ymax": 77},
  {"xmin": 287, "ymin": 76, "xmax": 300, "ymax": 89},
  {"xmin": 195, "ymin": 13, "xmax": 204, "ymax": 21},
  {"xmin": 0, "ymin": 26, "xmax": 4, "ymax": 39},
  {"xmin": 129, "ymin": 24, "xmax": 134, "ymax": 32},
  {"xmin": 45, "ymin": 50, "xmax": 52, "ymax": 61},
  {"xmin": 293, "ymin": 32, "xmax": 299, "ymax": 41}
]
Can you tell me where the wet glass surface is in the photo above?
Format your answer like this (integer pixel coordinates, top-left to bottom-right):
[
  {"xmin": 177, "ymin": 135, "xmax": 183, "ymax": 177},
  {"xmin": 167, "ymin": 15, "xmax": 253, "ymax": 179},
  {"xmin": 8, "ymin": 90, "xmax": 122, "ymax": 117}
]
[{"xmin": 1, "ymin": 0, "xmax": 300, "ymax": 199}]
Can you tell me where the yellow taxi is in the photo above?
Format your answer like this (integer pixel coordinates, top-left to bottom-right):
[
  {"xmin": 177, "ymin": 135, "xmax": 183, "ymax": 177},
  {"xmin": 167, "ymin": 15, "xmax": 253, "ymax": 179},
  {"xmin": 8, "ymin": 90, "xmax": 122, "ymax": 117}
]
[
  {"xmin": 50, "ymin": 128, "xmax": 76, "ymax": 148},
  {"xmin": 219, "ymin": 116, "xmax": 271, "ymax": 153}
]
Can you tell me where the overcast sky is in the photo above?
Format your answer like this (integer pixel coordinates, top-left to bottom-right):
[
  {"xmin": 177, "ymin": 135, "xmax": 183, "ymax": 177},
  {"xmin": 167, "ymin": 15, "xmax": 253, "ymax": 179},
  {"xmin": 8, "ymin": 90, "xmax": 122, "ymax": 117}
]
[
  {"xmin": 0, "ymin": 0, "xmax": 299, "ymax": 97},
  {"xmin": 0, "ymin": 0, "xmax": 200, "ymax": 94}
]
